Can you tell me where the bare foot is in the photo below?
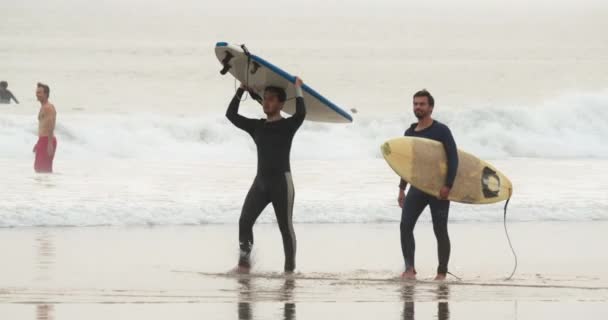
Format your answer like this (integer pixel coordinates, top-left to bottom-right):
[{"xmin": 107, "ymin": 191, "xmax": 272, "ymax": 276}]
[
  {"xmin": 401, "ymin": 268, "xmax": 417, "ymax": 280},
  {"xmin": 434, "ymin": 273, "xmax": 447, "ymax": 281},
  {"xmin": 230, "ymin": 265, "xmax": 251, "ymax": 274}
]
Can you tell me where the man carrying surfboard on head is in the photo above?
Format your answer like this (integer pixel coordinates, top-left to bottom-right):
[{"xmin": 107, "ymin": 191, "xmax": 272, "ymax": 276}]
[
  {"xmin": 226, "ymin": 77, "xmax": 306, "ymax": 274},
  {"xmin": 398, "ymin": 89, "xmax": 459, "ymax": 281}
]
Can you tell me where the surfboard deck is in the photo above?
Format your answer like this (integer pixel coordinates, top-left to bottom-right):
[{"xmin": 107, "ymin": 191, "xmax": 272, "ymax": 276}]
[
  {"xmin": 381, "ymin": 137, "xmax": 513, "ymax": 204},
  {"xmin": 215, "ymin": 42, "xmax": 353, "ymax": 123}
]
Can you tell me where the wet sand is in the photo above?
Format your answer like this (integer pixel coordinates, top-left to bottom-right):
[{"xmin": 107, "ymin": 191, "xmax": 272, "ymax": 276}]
[{"xmin": 0, "ymin": 222, "xmax": 607, "ymax": 319}]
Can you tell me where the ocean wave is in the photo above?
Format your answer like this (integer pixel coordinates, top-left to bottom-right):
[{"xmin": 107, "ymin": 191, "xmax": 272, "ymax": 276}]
[{"xmin": 1, "ymin": 91, "xmax": 607, "ymax": 160}]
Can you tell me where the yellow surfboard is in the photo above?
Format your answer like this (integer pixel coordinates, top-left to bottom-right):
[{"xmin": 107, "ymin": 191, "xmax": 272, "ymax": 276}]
[{"xmin": 381, "ymin": 137, "xmax": 513, "ymax": 204}]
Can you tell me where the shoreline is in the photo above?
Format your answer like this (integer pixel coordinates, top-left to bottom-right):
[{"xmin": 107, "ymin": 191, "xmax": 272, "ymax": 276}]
[{"xmin": 0, "ymin": 222, "xmax": 606, "ymax": 318}]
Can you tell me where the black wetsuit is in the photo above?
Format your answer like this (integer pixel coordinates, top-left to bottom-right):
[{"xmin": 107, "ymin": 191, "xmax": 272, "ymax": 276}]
[
  {"xmin": 226, "ymin": 88, "xmax": 306, "ymax": 272},
  {"xmin": 399, "ymin": 120, "xmax": 458, "ymax": 274}
]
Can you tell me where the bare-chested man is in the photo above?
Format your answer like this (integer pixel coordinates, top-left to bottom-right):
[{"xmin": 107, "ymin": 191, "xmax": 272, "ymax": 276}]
[{"xmin": 33, "ymin": 83, "xmax": 57, "ymax": 173}]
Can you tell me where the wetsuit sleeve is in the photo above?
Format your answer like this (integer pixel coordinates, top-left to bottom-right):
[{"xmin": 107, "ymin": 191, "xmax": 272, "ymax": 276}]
[
  {"xmin": 226, "ymin": 88, "xmax": 256, "ymax": 134},
  {"xmin": 441, "ymin": 126, "xmax": 459, "ymax": 188},
  {"xmin": 288, "ymin": 87, "xmax": 306, "ymax": 131}
]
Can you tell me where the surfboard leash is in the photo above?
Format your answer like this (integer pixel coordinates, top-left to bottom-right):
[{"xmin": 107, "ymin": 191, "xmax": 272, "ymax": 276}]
[
  {"xmin": 503, "ymin": 196, "xmax": 518, "ymax": 280},
  {"xmin": 242, "ymin": 44, "xmax": 251, "ymax": 101},
  {"xmin": 234, "ymin": 78, "xmax": 250, "ymax": 102},
  {"xmin": 447, "ymin": 272, "xmax": 462, "ymax": 281},
  {"xmin": 233, "ymin": 44, "xmax": 252, "ymax": 102}
]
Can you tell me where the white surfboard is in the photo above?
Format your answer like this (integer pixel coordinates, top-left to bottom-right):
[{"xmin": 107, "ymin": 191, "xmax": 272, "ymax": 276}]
[{"xmin": 215, "ymin": 42, "xmax": 353, "ymax": 123}]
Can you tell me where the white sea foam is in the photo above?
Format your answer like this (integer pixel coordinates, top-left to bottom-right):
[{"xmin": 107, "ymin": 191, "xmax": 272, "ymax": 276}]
[{"xmin": 2, "ymin": 91, "xmax": 607, "ymax": 161}]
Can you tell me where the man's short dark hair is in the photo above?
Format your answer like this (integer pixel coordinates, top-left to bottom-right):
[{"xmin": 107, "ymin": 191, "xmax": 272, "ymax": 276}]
[
  {"xmin": 413, "ymin": 89, "xmax": 434, "ymax": 107},
  {"xmin": 264, "ymin": 86, "xmax": 286, "ymax": 103},
  {"xmin": 37, "ymin": 82, "xmax": 50, "ymax": 97},
  {"xmin": 0, "ymin": 81, "xmax": 7, "ymax": 88}
]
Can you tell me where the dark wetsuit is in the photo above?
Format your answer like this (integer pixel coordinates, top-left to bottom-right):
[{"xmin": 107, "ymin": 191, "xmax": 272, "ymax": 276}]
[
  {"xmin": 399, "ymin": 120, "xmax": 458, "ymax": 274},
  {"xmin": 226, "ymin": 88, "xmax": 306, "ymax": 272}
]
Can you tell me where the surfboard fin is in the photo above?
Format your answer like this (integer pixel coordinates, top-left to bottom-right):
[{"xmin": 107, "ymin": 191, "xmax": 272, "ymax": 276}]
[
  {"xmin": 250, "ymin": 61, "xmax": 260, "ymax": 74},
  {"xmin": 220, "ymin": 52, "xmax": 234, "ymax": 75}
]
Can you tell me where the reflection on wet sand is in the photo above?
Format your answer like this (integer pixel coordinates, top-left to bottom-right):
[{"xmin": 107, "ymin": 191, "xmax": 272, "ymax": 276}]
[
  {"xmin": 36, "ymin": 305, "xmax": 54, "ymax": 320},
  {"xmin": 32, "ymin": 175, "xmax": 56, "ymax": 189},
  {"xmin": 237, "ymin": 277, "xmax": 296, "ymax": 320},
  {"xmin": 437, "ymin": 284, "xmax": 450, "ymax": 320},
  {"xmin": 36, "ymin": 231, "xmax": 55, "ymax": 278},
  {"xmin": 238, "ymin": 278, "xmax": 253, "ymax": 320},
  {"xmin": 401, "ymin": 283, "xmax": 450, "ymax": 320},
  {"xmin": 282, "ymin": 278, "xmax": 296, "ymax": 320},
  {"xmin": 36, "ymin": 231, "xmax": 55, "ymax": 320}
]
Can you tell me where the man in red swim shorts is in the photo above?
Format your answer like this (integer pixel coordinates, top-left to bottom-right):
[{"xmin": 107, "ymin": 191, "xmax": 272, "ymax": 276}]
[{"xmin": 33, "ymin": 83, "xmax": 57, "ymax": 173}]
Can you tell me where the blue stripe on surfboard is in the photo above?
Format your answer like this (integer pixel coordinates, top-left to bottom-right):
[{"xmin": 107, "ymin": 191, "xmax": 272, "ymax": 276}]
[
  {"xmin": 250, "ymin": 55, "xmax": 353, "ymax": 123},
  {"xmin": 214, "ymin": 42, "xmax": 353, "ymax": 122}
]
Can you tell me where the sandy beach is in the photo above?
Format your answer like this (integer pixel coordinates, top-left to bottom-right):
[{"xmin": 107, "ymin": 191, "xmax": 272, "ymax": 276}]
[{"xmin": 1, "ymin": 222, "xmax": 606, "ymax": 319}]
